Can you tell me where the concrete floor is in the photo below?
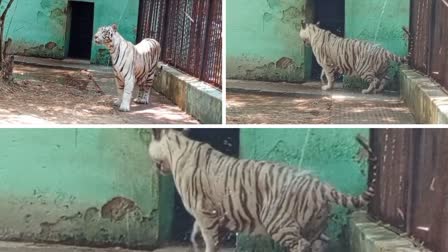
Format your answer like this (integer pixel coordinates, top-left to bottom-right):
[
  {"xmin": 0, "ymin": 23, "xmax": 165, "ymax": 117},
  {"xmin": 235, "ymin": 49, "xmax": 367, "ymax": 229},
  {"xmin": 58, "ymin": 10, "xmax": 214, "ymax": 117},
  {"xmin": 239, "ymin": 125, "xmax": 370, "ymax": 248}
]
[
  {"xmin": 0, "ymin": 242, "xmax": 235, "ymax": 252},
  {"xmin": 227, "ymin": 79, "xmax": 416, "ymax": 124}
]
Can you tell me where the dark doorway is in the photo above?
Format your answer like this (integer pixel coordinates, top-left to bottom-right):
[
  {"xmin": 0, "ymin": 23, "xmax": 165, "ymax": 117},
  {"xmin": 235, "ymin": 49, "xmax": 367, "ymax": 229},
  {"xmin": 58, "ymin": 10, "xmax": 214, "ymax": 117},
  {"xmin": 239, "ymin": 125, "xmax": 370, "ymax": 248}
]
[
  {"xmin": 311, "ymin": 0, "xmax": 345, "ymax": 80},
  {"xmin": 171, "ymin": 129, "xmax": 240, "ymax": 244},
  {"xmin": 68, "ymin": 1, "xmax": 94, "ymax": 59}
]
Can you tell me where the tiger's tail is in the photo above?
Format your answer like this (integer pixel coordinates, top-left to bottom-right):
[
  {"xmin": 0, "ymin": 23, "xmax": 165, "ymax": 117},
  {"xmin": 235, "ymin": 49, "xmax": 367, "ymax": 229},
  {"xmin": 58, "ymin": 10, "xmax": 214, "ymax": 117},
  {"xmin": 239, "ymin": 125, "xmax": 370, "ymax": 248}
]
[
  {"xmin": 387, "ymin": 52, "xmax": 409, "ymax": 63},
  {"xmin": 323, "ymin": 134, "xmax": 378, "ymax": 209}
]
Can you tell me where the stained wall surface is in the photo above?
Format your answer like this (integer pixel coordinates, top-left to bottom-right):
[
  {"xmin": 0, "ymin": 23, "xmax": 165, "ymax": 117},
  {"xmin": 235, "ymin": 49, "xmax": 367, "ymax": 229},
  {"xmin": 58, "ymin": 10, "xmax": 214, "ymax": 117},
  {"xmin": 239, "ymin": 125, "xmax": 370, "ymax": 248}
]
[
  {"xmin": 0, "ymin": 129, "xmax": 173, "ymax": 249},
  {"xmin": 3, "ymin": 0, "xmax": 139, "ymax": 65}
]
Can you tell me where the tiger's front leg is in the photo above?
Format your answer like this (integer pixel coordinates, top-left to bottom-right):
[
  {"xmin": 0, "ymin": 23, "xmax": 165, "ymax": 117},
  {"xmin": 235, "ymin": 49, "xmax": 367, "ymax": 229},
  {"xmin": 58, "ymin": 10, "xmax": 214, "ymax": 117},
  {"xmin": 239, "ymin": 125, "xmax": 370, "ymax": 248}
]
[
  {"xmin": 120, "ymin": 75, "xmax": 136, "ymax": 112},
  {"xmin": 321, "ymin": 66, "xmax": 335, "ymax": 91},
  {"xmin": 194, "ymin": 214, "xmax": 221, "ymax": 252},
  {"xmin": 190, "ymin": 221, "xmax": 202, "ymax": 252},
  {"xmin": 114, "ymin": 77, "xmax": 124, "ymax": 107}
]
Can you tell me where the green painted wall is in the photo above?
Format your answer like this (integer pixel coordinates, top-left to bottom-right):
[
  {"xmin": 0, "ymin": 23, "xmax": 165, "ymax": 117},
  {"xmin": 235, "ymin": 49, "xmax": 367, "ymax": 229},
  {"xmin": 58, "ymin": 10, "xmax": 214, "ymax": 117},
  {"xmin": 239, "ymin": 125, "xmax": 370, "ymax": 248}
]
[
  {"xmin": 345, "ymin": 0, "xmax": 410, "ymax": 90},
  {"xmin": 226, "ymin": 0, "xmax": 314, "ymax": 83},
  {"xmin": 238, "ymin": 128, "xmax": 370, "ymax": 252},
  {"xmin": 0, "ymin": 129, "xmax": 174, "ymax": 249},
  {"xmin": 227, "ymin": 0, "xmax": 409, "ymax": 87},
  {"xmin": 3, "ymin": 0, "xmax": 139, "ymax": 65}
]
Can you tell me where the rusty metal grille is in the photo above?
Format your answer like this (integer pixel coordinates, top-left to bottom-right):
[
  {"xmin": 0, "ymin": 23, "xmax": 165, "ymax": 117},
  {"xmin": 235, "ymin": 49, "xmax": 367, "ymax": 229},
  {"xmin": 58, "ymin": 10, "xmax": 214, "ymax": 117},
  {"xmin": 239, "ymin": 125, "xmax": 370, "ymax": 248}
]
[
  {"xmin": 369, "ymin": 129, "xmax": 448, "ymax": 252},
  {"xmin": 137, "ymin": 0, "xmax": 222, "ymax": 88},
  {"xmin": 410, "ymin": 0, "xmax": 448, "ymax": 90}
]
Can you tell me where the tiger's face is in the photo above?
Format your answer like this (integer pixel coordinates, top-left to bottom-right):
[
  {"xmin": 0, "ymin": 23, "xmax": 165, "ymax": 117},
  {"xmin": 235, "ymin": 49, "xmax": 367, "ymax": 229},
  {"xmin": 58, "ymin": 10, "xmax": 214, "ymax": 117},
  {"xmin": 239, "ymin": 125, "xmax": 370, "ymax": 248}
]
[
  {"xmin": 299, "ymin": 22, "xmax": 316, "ymax": 46},
  {"xmin": 149, "ymin": 129, "xmax": 174, "ymax": 175},
  {"xmin": 94, "ymin": 24, "xmax": 118, "ymax": 45}
]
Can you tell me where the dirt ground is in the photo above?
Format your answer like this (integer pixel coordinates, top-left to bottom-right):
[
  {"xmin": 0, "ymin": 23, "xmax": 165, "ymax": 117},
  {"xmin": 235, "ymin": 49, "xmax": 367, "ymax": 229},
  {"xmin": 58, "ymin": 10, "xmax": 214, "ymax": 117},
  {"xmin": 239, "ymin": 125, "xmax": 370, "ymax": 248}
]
[
  {"xmin": 227, "ymin": 80, "xmax": 416, "ymax": 124},
  {"xmin": 227, "ymin": 91, "xmax": 332, "ymax": 124},
  {"xmin": 0, "ymin": 64, "xmax": 198, "ymax": 125},
  {"xmin": 0, "ymin": 241, "xmax": 234, "ymax": 252}
]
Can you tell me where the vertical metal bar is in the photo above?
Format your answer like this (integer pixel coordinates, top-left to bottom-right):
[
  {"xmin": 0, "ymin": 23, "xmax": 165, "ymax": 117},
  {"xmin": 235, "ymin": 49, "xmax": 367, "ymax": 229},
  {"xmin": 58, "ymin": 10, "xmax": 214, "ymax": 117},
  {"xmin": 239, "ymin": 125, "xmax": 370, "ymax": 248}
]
[{"xmin": 199, "ymin": 0, "xmax": 213, "ymax": 82}]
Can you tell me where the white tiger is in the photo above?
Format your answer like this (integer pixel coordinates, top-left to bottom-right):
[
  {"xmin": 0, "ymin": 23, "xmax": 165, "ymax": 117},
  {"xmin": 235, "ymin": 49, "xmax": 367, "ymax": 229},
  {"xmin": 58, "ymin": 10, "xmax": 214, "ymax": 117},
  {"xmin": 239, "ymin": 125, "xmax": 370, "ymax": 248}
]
[
  {"xmin": 94, "ymin": 24, "xmax": 161, "ymax": 112},
  {"xmin": 299, "ymin": 21, "xmax": 407, "ymax": 94},
  {"xmin": 149, "ymin": 129, "xmax": 377, "ymax": 252}
]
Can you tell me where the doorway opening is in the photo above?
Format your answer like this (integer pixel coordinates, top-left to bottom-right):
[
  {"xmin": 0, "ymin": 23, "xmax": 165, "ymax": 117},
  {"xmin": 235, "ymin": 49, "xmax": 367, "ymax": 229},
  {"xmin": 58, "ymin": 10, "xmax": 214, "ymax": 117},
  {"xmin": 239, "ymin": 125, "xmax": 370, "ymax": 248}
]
[
  {"xmin": 311, "ymin": 0, "xmax": 345, "ymax": 80},
  {"xmin": 67, "ymin": 1, "xmax": 94, "ymax": 60},
  {"xmin": 171, "ymin": 129, "xmax": 240, "ymax": 245}
]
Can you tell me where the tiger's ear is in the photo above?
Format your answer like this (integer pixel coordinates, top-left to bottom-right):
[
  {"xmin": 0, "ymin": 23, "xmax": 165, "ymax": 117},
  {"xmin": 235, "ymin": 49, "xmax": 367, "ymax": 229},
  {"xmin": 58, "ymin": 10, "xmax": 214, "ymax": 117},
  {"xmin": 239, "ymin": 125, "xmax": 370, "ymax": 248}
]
[
  {"xmin": 152, "ymin": 129, "xmax": 162, "ymax": 141},
  {"xmin": 111, "ymin": 24, "xmax": 118, "ymax": 32},
  {"xmin": 182, "ymin": 128, "xmax": 192, "ymax": 137},
  {"xmin": 301, "ymin": 20, "xmax": 306, "ymax": 29},
  {"xmin": 316, "ymin": 21, "xmax": 321, "ymax": 27}
]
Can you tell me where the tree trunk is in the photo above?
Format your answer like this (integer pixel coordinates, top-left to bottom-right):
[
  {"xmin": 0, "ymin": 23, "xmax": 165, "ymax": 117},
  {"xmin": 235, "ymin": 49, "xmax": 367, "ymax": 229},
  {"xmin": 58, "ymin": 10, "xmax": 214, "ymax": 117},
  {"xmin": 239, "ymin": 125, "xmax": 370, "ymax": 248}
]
[{"xmin": 0, "ymin": 0, "xmax": 16, "ymax": 84}]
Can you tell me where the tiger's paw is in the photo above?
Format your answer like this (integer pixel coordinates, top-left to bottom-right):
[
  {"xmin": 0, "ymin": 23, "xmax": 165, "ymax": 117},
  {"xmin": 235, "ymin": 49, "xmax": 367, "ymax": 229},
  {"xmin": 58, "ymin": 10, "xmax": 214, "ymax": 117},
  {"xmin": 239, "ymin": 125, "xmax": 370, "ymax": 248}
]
[
  {"xmin": 113, "ymin": 99, "xmax": 122, "ymax": 107},
  {"xmin": 134, "ymin": 98, "xmax": 150, "ymax": 105},
  {"xmin": 362, "ymin": 89, "xmax": 372, "ymax": 94},
  {"xmin": 119, "ymin": 103, "xmax": 131, "ymax": 112},
  {"xmin": 321, "ymin": 85, "xmax": 332, "ymax": 91}
]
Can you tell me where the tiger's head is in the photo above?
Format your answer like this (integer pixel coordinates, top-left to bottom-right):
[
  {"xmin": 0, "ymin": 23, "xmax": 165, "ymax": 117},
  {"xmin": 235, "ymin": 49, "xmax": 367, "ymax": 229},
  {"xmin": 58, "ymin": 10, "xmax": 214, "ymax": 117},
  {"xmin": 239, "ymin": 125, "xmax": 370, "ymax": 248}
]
[
  {"xmin": 299, "ymin": 21, "xmax": 320, "ymax": 46},
  {"xmin": 94, "ymin": 24, "xmax": 118, "ymax": 45},
  {"xmin": 149, "ymin": 129, "xmax": 190, "ymax": 175}
]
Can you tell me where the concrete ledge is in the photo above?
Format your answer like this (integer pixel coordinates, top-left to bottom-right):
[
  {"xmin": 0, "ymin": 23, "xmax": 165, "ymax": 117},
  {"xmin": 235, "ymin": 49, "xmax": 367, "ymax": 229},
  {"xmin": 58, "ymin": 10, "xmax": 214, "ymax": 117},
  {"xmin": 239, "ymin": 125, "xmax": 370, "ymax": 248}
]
[
  {"xmin": 349, "ymin": 211, "xmax": 429, "ymax": 252},
  {"xmin": 154, "ymin": 64, "xmax": 222, "ymax": 124},
  {"xmin": 400, "ymin": 65, "xmax": 448, "ymax": 124}
]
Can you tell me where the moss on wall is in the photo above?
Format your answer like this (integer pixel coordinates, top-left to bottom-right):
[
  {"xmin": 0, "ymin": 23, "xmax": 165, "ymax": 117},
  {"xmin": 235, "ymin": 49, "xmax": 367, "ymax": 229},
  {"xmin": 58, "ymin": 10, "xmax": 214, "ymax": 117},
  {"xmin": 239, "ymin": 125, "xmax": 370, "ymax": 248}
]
[{"xmin": 238, "ymin": 128, "xmax": 370, "ymax": 252}]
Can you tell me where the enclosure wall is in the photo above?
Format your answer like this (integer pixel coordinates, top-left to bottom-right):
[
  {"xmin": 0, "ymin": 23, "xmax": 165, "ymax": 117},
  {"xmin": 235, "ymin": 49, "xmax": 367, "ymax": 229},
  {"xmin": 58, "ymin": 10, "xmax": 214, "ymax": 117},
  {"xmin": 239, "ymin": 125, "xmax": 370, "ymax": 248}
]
[
  {"xmin": 226, "ymin": 0, "xmax": 312, "ymax": 83},
  {"xmin": 3, "ymin": 0, "xmax": 139, "ymax": 65},
  {"xmin": 238, "ymin": 129, "xmax": 369, "ymax": 252},
  {"xmin": 0, "ymin": 129, "xmax": 174, "ymax": 249}
]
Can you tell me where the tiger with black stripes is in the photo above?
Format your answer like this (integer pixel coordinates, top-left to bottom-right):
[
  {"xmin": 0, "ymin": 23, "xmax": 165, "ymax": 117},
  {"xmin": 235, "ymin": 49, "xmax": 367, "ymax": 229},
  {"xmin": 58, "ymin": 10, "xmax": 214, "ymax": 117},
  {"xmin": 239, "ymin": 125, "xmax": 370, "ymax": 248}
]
[
  {"xmin": 94, "ymin": 24, "xmax": 161, "ymax": 112},
  {"xmin": 299, "ymin": 21, "xmax": 407, "ymax": 94},
  {"xmin": 149, "ymin": 129, "xmax": 377, "ymax": 252}
]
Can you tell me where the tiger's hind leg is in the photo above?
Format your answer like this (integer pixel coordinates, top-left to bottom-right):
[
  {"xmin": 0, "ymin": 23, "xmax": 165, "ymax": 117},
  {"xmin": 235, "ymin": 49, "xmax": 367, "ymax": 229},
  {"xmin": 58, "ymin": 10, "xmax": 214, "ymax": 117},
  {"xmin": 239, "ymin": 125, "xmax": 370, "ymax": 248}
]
[
  {"xmin": 374, "ymin": 78, "xmax": 387, "ymax": 94},
  {"xmin": 361, "ymin": 75, "xmax": 380, "ymax": 94},
  {"xmin": 266, "ymin": 224, "xmax": 311, "ymax": 252},
  {"xmin": 134, "ymin": 84, "xmax": 151, "ymax": 104},
  {"xmin": 134, "ymin": 72, "xmax": 155, "ymax": 105}
]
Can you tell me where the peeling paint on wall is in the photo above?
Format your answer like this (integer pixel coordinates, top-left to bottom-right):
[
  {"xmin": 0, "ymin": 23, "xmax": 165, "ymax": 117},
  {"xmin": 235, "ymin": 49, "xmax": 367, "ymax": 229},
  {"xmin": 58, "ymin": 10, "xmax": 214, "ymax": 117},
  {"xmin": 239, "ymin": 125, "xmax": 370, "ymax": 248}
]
[
  {"xmin": 227, "ymin": 0, "xmax": 311, "ymax": 82},
  {"xmin": 0, "ymin": 129, "xmax": 174, "ymax": 249},
  {"xmin": 4, "ymin": 0, "xmax": 139, "ymax": 65}
]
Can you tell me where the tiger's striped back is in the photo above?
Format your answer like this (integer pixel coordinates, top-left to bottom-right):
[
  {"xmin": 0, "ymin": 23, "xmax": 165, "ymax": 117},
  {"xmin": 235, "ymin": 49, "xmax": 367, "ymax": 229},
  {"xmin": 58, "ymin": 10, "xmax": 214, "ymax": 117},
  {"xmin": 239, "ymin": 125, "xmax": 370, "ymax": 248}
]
[
  {"xmin": 149, "ymin": 129, "xmax": 377, "ymax": 252},
  {"xmin": 300, "ymin": 23, "xmax": 407, "ymax": 94}
]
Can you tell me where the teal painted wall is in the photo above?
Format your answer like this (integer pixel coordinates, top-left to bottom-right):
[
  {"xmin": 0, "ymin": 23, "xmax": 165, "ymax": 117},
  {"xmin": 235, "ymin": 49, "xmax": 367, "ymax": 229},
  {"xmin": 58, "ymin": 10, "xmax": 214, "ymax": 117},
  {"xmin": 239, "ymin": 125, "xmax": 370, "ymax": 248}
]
[
  {"xmin": 345, "ymin": 0, "xmax": 410, "ymax": 90},
  {"xmin": 90, "ymin": 0, "xmax": 140, "ymax": 65},
  {"xmin": 226, "ymin": 0, "xmax": 314, "ymax": 83},
  {"xmin": 3, "ymin": 0, "xmax": 139, "ymax": 65},
  {"xmin": 0, "ymin": 129, "xmax": 174, "ymax": 249},
  {"xmin": 227, "ymin": 0, "xmax": 409, "ymax": 86},
  {"xmin": 238, "ymin": 128, "xmax": 370, "ymax": 251}
]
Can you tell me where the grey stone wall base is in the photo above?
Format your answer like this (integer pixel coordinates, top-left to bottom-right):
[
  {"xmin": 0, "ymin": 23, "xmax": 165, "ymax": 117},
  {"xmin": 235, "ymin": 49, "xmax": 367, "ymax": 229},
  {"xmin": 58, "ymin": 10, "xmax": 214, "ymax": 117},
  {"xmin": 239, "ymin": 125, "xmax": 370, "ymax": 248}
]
[
  {"xmin": 400, "ymin": 65, "xmax": 448, "ymax": 124},
  {"xmin": 349, "ymin": 211, "xmax": 430, "ymax": 252},
  {"xmin": 154, "ymin": 64, "xmax": 222, "ymax": 124}
]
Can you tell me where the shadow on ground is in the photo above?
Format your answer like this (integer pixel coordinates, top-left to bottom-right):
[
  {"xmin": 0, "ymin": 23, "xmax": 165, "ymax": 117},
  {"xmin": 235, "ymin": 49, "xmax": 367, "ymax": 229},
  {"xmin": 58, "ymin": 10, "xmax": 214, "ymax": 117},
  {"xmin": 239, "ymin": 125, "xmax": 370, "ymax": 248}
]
[
  {"xmin": 227, "ymin": 80, "xmax": 416, "ymax": 124},
  {"xmin": 0, "ymin": 64, "xmax": 198, "ymax": 125}
]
